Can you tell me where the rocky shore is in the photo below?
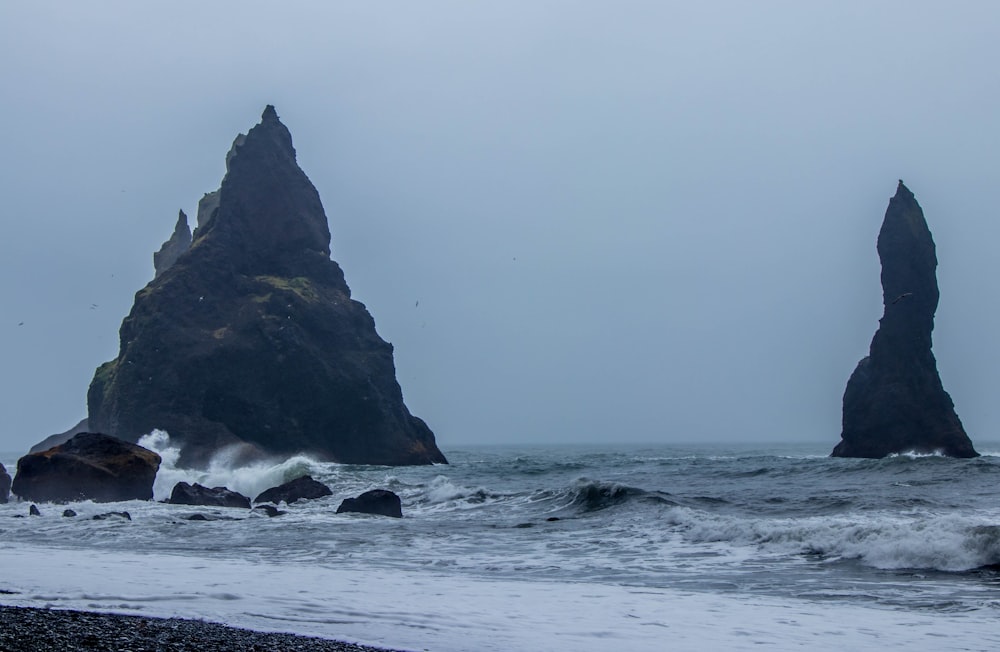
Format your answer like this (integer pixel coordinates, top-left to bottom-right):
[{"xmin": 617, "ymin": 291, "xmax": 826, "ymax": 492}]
[{"xmin": 0, "ymin": 605, "xmax": 406, "ymax": 652}]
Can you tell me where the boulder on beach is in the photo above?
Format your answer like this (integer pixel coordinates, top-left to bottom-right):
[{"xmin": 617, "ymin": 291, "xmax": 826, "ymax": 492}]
[
  {"xmin": 253, "ymin": 475, "xmax": 332, "ymax": 505},
  {"xmin": 12, "ymin": 433, "xmax": 161, "ymax": 503},
  {"xmin": 336, "ymin": 489, "xmax": 402, "ymax": 518},
  {"xmin": 833, "ymin": 182, "xmax": 978, "ymax": 458},
  {"xmin": 0, "ymin": 463, "xmax": 10, "ymax": 504},
  {"xmin": 86, "ymin": 105, "xmax": 447, "ymax": 468},
  {"xmin": 167, "ymin": 482, "xmax": 251, "ymax": 509}
]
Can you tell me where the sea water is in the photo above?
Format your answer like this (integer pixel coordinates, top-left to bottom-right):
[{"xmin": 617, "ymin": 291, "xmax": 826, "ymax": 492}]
[{"xmin": 2, "ymin": 434, "xmax": 1000, "ymax": 651}]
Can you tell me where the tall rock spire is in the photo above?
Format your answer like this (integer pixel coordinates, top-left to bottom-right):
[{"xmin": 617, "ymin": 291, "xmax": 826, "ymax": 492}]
[
  {"xmin": 832, "ymin": 181, "xmax": 977, "ymax": 458},
  {"xmin": 152, "ymin": 209, "xmax": 192, "ymax": 278},
  {"xmin": 87, "ymin": 107, "xmax": 446, "ymax": 467}
]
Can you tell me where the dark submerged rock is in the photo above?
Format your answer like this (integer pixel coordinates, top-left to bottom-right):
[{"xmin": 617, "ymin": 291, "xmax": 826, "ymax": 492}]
[
  {"xmin": 87, "ymin": 105, "xmax": 446, "ymax": 468},
  {"xmin": 336, "ymin": 489, "xmax": 402, "ymax": 518},
  {"xmin": 29, "ymin": 505, "xmax": 40, "ymax": 517},
  {"xmin": 252, "ymin": 504, "xmax": 285, "ymax": 517},
  {"xmin": 62, "ymin": 509, "xmax": 76, "ymax": 517},
  {"xmin": 253, "ymin": 475, "xmax": 332, "ymax": 504},
  {"xmin": 168, "ymin": 482, "xmax": 251, "ymax": 509},
  {"xmin": 12, "ymin": 433, "xmax": 161, "ymax": 503},
  {"xmin": 153, "ymin": 209, "xmax": 192, "ymax": 278},
  {"xmin": 0, "ymin": 463, "xmax": 10, "ymax": 504},
  {"xmin": 833, "ymin": 182, "xmax": 978, "ymax": 458},
  {"xmin": 92, "ymin": 511, "xmax": 131, "ymax": 521}
]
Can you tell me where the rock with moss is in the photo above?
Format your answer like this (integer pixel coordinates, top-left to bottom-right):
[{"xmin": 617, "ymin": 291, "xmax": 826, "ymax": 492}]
[
  {"xmin": 833, "ymin": 182, "xmax": 978, "ymax": 458},
  {"xmin": 87, "ymin": 106, "xmax": 446, "ymax": 468},
  {"xmin": 11, "ymin": 433, "xmax": 161, "ymax": 503}
]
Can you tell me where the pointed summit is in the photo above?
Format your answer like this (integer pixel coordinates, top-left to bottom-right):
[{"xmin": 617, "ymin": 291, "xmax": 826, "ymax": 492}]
[
  {"xmin": 196, "ymin": 106, "xmax": 328, "ymax": 272},
  {"xmin": 87, "ymin": 108, "xmax": 446, "ymax": 467},
  {"xmin": 152, "ymin": 209, "xmax": 192, "ymax": 278},
  {"xmin": 833, "ymin": 182, "xmax": 976, "ymax": 458}
]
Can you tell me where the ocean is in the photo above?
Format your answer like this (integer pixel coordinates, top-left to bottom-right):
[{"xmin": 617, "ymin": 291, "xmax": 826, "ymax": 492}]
[{"xmin": 2, "ymin": 433, "xmax": 1000, "ymax": 651}]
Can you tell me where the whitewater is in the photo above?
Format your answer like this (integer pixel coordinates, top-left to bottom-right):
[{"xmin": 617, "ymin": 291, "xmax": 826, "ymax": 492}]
[{"xmin": 2, "ymin": 433, "xmax": 1000, "ymax": 651}]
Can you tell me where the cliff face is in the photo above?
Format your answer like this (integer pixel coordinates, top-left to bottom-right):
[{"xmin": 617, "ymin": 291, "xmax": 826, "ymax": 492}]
[
  {"xmin": 88, "ymin": 106, "xmax": 446, "ymax": 467},
  {"xmin": 833, "ymin": 182, "xmax": 977, "ymax": 458}
]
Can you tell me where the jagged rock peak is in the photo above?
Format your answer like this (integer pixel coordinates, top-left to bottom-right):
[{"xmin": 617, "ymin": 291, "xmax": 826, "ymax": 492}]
[
  {"xmin": 153, "ymin": 210, "xmax": 192, "ymax": 278},
  {"xmin": 194, "ymin": 105, "xmax": 329, "ymax": 267},
  {"xmin": 832, "ymin": 182, "xmax": 977, "ymax": 458},
  {"xmin": 86, "ymin": 107, "xmax": 446, "ymax": 468}
]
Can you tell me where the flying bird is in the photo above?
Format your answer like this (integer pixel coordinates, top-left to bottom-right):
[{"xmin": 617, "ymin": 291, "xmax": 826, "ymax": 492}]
[{"xmin": 891, "ymin": 292, "xmax": 913, "ymax": 304}]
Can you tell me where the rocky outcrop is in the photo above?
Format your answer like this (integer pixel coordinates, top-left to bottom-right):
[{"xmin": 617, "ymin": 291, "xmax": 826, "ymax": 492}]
[
  {"xmin": 336, "ymin": 489, "xmax": 402, "ymax": 518},
  {"xmin": 253, "ymin": 475, "xmax": 332, "ymax": 504},
  {"xmin": 29, "ymin": 418, "xmax": 88, "ymax": 454},
  {"xmin": 87, "ymin": 105, "xmax": 446, "ymax": 468},
  {"xmin": 833, "ymin": 182, "xmax": 978, "ymax": 458},
  {"xmin": 167, "ymin": 482, "xmax": 251, "ymax": 509},
  {"xmin": 12, "ymin": 433, "xmax": 161, "ymax": 503},
  {"xmin": 0, "ymin": 463, "xmax": 10, "ymax": 504},
  {"xmin": 153, "ymin": 210, "xmax": 192, "ymax": 278}
]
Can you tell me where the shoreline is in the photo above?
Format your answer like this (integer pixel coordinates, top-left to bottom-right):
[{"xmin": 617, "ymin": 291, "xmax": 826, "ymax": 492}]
[{"xmin": 0, "ymin": 604, "xmax": 408, "ymax": 652}]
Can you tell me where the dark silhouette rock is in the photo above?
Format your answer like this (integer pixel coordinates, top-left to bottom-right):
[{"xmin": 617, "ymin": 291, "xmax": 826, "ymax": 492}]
[
  {"xmin": 153, "ymin": 210, "xmax": 192, "ymax": 278},
  {"xmin": 62, "ymin": 509, "xmax": 76, "ymax": 517},
  {"xmin": 92, "ymin": 511, "xmax": 131, "ymax": 521},
  {"xmin": 0, "ymin": 463, "xmax": 10, "ymax": 504},
  {"xmin": 87, "ymin": 105, "xmax": 446, "ymax": 468},
  {"xmin": 29, "ymin": 418, "xmax": 88, "ymax": 454},
  {"xmin": 252, "ymin": 504, "xmax": 285, "ymax": 517},
  {"xmin": 12, "ymin": 433, "xmax": 161, "ymax": 503},
  {"xmin": 167, "ymin": 482, "xmax": 251, "ymax": 509},
  {"xmin": 336, "ymin": 489, "xmax": 402, "ymax": 518},
  {"xmin": 29, "ymin": 505, "xmax": 40, "ymax": 517},
  {"xmin": 253, "ymin": 475, "xmax": 332, "ymax": 505},
  {"xmin": 833, "ymin": 182, "xmax": 978, "ymax": 458}
]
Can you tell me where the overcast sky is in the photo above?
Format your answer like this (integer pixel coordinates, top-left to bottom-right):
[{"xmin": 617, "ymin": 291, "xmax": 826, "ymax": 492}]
[{"xmin": 1, "ymin": 2, "xmax": 999, "ymax": 454}]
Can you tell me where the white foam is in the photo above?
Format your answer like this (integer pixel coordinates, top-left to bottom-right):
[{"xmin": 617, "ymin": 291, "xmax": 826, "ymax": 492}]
[
  {"xmin": 138, "ymin": 430, "xmax": 325, "ymax": 502},
  {"xmin": 2, "ymin": 544, "xmax": 998, "ymax": 652},
  {"xmin": 665, "ymin": 507, "xmax": 1000, "ymax": 572}
]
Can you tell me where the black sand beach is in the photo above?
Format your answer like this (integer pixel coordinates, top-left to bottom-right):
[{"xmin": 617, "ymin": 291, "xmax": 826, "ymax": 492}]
[{"xmin": 0, "ymin": 605, "xmax": 407, "ymax": 652}]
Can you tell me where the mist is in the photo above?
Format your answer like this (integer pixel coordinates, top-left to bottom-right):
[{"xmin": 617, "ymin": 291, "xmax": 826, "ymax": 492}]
[{"xmin": 2, "ymin": 1, "xmax": 999, "ymax": 453}]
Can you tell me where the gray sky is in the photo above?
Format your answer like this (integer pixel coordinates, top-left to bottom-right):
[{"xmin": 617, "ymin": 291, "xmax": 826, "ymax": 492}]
[{"xmin": 2, "ymin": 2, "xmax": 999, "ymax": 453}]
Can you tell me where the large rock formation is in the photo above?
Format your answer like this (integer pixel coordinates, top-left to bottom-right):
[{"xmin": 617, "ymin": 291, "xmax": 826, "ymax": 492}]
[
  {"xmin": 833, "ymin": 181, "xmax": 977, "ymax": 458},
  {"xmin": 153, "ymin": 210, "xmax": 192, "ymax": 278},
  {"xmin": 87, "ymin": 106, "xmax": 445, "ymax": 467},
  {"xmin": 11, "ymin": 433, "xmax": 161, "ymax": 503}
]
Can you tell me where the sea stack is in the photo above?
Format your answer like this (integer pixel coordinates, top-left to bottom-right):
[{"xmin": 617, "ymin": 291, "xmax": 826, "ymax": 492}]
[
  {"xmin": 87, "ymin": 106, "xmax": 446, "ymax": 467},
  {"xmin": 832, "ymin": 181, "xmax": 977, "ymax": 458}
]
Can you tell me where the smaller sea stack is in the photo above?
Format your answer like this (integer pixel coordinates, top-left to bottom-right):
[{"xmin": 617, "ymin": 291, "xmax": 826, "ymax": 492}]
[{"xmin": 833, "ymin": 181, "xmax": 977, "ymax": 458}]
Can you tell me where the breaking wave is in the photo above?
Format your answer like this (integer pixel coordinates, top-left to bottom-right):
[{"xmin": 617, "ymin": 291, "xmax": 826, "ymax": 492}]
[
  {"xmin": 663, "ymin": 507, "xmax": 1000, "ymax": 572},
  {"xmin": 138, "ymin": 430, "xmax": 325, "ymax": 502}
]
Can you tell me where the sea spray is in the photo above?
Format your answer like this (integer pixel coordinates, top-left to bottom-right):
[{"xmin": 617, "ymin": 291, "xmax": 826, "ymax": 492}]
[{"xmin": 138, "ymin": 430, "xmax": 325, "ymax": 502}]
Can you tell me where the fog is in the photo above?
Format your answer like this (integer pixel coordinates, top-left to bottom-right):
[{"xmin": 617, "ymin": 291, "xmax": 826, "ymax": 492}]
[{"xmin": 2, "ymin": 2, "xmax": 999, "ymax": 453}]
